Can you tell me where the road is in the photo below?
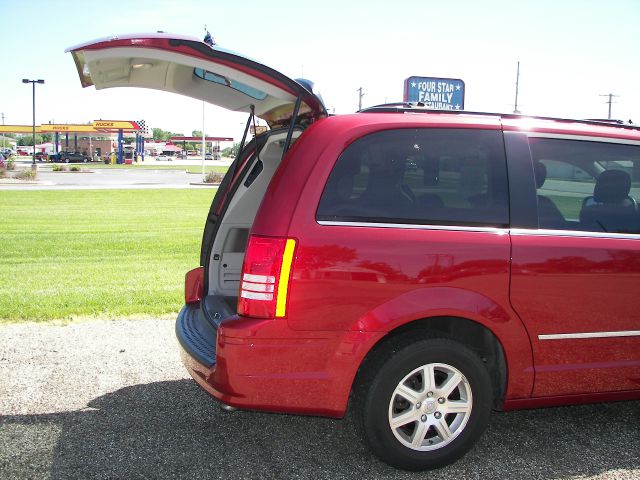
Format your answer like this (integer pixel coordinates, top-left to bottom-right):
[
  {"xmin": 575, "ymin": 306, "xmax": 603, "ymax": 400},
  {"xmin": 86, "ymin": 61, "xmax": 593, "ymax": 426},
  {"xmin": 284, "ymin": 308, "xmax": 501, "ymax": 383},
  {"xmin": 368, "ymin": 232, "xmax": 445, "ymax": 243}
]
[
  {"xmin": 1, "ymin": 319, "xmax": 638, "ymax": 480},
  {"xmin": 0, "ymin": 158, "xmax": 231, "ymax": 190}
]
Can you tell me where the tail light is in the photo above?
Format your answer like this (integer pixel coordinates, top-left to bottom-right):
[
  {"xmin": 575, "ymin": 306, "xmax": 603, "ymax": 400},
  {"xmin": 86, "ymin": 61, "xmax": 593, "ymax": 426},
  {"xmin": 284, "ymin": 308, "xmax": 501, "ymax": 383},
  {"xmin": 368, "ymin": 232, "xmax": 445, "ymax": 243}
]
[
  {"xmin": 238, "ymin": 235, "xmax": 297, "ymax": 318},
  {"xmin": 185, "ymin": 267, "xmax": 204, "ymax": 304}
]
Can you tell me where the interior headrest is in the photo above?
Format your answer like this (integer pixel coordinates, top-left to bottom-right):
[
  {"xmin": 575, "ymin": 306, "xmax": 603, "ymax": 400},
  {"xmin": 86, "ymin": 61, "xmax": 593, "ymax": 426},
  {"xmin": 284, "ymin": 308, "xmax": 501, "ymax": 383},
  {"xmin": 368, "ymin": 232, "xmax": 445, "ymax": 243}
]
[
  {"xmin": 594, "ymin": 169, "xmax": 631, "ymax": 203},
  {"xmin": 534, "ymin": 161, "xmax": 547, "ymax": 189}
]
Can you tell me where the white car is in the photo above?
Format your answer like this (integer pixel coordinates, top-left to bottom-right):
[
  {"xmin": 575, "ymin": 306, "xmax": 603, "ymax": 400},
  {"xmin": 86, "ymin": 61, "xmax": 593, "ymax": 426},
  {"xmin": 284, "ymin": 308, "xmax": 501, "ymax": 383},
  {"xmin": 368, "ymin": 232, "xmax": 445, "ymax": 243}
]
[{"xmin": 156, "ymin": 154, "xmax": 174, "ymax": 161}]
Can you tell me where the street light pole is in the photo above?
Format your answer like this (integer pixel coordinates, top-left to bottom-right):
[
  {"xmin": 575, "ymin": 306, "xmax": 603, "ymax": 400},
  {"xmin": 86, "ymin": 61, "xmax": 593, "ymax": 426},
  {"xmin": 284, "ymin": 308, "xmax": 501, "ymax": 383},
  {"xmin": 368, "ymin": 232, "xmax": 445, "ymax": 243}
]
[{"xmin": 22, "ymin": 79, "xmax": 45, "ymax": 165}]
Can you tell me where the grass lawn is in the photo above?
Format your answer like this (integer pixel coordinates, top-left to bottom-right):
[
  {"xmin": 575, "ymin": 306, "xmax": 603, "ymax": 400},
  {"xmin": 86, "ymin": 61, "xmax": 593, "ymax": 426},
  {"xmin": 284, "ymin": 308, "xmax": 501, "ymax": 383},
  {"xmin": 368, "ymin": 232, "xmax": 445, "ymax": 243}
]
[{"xmin": 0, "ymin": 189, "xmax": 215, "ymax": 322}]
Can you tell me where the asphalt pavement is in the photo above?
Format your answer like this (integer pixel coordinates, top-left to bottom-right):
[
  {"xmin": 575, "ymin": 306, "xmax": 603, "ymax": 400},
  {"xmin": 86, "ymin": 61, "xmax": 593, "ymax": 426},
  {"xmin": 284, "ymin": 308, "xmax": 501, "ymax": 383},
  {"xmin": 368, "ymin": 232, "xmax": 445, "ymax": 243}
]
[
  {"xmin": 0, "ymin": 158, "xmax": 230, "ymax": 190},
  {"xmin": 1, "ymin": 319, "xmax": 638, "ymax": 480}
]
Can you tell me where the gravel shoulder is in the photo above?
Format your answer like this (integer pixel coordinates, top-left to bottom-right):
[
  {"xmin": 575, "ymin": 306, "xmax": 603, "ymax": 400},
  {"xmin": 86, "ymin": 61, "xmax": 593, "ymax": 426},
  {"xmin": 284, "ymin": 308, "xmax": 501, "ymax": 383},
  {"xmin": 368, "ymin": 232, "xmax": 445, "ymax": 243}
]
[{"xmin": 1, "ymin": 319, "xmax": 638, "ymax": 480}]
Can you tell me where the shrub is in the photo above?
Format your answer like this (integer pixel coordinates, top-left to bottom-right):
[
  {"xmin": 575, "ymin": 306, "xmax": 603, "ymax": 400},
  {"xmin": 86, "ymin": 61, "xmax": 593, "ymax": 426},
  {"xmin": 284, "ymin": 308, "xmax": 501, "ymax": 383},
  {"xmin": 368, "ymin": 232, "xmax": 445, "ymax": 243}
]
[
  {"xmin": 5, "ymin": 158, "xmax": 16, "ymax": 170},
  {"xmin": 0, "ymin": 168, "xmax": 5, "ymax": 178},
  {"xmin": 15, "ymin": 168, "xmax": 37, "ymax": 181},
  {"xmin": 204, "ymin": 171, "xmax": 224, "ymax": 184},
  {"xmin": 70, "ymin": 166, "xmax": 81, "ymax": 172},
  {"xmin": 52, "ymin": 164, "xmax": 66, "ymax": 172}
]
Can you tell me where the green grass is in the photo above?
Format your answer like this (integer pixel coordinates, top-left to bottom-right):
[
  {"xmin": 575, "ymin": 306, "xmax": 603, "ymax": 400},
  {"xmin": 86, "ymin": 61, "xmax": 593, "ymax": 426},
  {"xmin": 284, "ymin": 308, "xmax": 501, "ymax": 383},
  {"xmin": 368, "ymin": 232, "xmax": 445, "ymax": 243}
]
[{"xmin": 0, "ymin": 189, "xmax": 216, "ymax": 322}]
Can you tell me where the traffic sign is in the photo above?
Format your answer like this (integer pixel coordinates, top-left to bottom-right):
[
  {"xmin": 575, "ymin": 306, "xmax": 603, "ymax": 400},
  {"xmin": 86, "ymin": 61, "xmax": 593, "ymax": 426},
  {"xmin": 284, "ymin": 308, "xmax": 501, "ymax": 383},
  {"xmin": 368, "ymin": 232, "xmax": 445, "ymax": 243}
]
[{"xmin": 403, "ymin": 77, "xmax": 465, "ymax": 110}]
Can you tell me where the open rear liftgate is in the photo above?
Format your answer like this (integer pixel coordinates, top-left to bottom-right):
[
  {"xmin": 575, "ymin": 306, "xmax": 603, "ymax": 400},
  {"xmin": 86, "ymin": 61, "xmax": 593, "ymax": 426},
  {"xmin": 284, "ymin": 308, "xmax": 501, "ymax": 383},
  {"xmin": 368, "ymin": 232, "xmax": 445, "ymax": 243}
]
[{"xmin": 176, "ymin": 96, "xmax": 304, "ymax": 373}]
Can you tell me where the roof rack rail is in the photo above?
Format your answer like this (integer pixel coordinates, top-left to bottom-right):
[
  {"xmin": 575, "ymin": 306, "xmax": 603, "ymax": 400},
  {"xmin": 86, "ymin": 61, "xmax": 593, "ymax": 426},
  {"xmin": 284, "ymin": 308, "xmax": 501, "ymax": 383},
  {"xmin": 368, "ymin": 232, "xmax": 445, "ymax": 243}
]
[
  {"xmin": 358, "ymin": 103, "xmax": 640, "ymax": 131},
  {"xmin": 584, "ymin": 118, "xmax": 637, "ymax": 126}
]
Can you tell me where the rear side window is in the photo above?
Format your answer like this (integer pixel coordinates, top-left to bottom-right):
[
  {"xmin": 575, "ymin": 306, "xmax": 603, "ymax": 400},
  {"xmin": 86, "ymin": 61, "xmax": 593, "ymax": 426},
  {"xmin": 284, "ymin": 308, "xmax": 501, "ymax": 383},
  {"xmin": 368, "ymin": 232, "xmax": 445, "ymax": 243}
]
[
  {"xmin": 317, "ymin": 128, "xmax": 509, "ymax": 227},
  {"xmin": 529, "ymin": 138, "xmax": 640, "ymax": 234}
]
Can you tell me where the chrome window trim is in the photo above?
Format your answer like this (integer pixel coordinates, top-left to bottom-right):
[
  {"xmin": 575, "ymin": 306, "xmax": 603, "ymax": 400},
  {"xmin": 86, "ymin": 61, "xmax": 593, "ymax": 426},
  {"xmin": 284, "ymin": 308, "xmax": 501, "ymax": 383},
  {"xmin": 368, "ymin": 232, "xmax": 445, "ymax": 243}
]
[
  {"xmin": 539, "ymin": 330, "xmax": 640, "ymax": 340},
  {"xmin": 521, "ymin": 132, "xmax": 640, "ymax": 146},
  {"xmin": 318, "ymin": 223, "xmax": 639, "ymax": 239},
  {"xmin": 317, "ymin": 220, "xmax": 508, "ymax": 234},
  {"xmin": 511, "ymin": 228, "xmax": 640, "ymax": 240}
]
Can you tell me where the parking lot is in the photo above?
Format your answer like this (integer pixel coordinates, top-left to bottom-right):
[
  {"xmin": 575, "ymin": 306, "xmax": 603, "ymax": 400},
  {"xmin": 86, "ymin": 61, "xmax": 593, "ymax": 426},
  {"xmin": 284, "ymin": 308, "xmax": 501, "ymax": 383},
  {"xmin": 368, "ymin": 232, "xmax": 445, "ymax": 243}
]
[{"xmin": 1, "ymin": 319, "xmax": 638, "ymax": 480}]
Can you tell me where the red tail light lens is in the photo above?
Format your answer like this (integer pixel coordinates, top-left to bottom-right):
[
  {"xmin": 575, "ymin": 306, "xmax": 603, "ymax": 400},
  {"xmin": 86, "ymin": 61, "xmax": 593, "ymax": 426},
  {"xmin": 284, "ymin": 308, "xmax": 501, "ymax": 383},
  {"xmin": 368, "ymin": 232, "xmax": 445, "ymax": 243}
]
[
  {"xmin": 238, "ymin": 235, "xmax": 297, "ymax": 318},
  {"xmin": 185, "ymin": 267, "xmax": 204, "ymax": 304}
]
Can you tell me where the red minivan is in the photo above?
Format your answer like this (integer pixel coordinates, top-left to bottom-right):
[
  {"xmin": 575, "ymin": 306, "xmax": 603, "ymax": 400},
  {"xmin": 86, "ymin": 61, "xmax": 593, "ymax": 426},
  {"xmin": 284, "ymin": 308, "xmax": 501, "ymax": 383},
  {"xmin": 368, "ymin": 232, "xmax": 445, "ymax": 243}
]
[{"xmin": 70, "ymin": 33, "xmax": 640, "ymax": 470}]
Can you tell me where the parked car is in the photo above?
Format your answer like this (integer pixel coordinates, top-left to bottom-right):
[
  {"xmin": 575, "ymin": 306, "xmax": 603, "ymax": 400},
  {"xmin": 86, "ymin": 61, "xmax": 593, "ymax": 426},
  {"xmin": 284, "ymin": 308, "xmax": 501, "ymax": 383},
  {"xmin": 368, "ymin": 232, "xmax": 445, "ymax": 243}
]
[
  {"xmin": 156, "ymin": 154, "xmax": 173, "ymax": 161},
  {"xmin": 70, "ymin": 33, "xmax": 640, "ymax": 471},
  {"xmin": 58, "ymin": 151, "xmax": 89, "ymax": 163},
  {"xmin": 34, "ymin": 152, "xmax": 48, "ymax": 162}
]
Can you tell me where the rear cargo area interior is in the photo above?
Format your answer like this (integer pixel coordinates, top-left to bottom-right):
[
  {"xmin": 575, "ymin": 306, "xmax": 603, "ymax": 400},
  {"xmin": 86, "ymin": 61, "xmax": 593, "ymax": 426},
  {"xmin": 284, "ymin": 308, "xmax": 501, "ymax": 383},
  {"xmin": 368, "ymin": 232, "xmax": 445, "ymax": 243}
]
[{"xmin": 206, "ymin": 130, "xmax": 300, "ymax": 308}]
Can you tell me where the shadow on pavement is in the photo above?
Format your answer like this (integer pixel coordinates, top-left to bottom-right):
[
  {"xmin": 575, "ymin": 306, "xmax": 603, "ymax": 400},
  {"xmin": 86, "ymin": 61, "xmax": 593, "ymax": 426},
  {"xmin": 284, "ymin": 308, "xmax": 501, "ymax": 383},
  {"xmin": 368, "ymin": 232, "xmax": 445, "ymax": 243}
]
[{"xmin": 1, "ymin": 380, "xmax": 638, "ymax": 479}]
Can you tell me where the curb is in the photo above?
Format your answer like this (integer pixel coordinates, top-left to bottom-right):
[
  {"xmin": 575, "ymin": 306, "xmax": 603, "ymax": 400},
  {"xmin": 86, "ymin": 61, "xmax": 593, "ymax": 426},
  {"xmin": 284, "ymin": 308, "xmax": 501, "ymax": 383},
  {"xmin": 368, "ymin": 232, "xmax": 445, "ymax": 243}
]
[{"xmin": 0, "ymin": 180, "xmax": 55, "ymax": 186}]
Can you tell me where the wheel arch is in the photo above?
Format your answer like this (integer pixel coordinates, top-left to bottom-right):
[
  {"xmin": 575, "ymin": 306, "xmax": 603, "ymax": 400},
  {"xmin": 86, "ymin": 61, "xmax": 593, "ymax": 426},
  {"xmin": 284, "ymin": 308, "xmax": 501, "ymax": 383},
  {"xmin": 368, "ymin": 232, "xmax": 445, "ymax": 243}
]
[{"xmin": 351, "ymin": 316, "xmax": 508, "ymax": 411}]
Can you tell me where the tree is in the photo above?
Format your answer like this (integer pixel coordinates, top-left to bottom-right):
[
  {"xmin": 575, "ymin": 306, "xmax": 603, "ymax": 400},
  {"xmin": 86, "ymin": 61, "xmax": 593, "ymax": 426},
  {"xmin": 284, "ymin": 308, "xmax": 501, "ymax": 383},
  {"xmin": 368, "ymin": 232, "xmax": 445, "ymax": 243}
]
[
  {"xmin": 152, "ymin": 128, "xmax": 173, "ymax": 142},
  {"xmin": 222, "ymin": 142, "xmax": 241, "ymax": 157},
  {"xmin": 17, "ymin": 134, "xmax": 45, "ymax": 146}
]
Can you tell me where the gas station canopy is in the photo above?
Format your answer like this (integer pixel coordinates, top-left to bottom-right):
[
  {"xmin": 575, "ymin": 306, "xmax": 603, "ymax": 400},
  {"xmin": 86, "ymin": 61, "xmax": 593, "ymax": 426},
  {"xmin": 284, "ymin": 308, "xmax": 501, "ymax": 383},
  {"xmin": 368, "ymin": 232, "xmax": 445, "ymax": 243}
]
[{"xmin": 0, "ymin": 120, "xmax": 144, "ymax": 134}]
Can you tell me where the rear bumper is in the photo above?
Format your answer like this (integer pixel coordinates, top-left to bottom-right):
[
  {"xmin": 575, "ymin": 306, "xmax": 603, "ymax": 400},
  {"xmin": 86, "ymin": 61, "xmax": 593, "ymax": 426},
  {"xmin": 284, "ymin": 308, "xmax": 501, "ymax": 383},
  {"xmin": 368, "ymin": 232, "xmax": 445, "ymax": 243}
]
[
  {"xmin": 175, "ymin": 302, "xmax": 383, "ymax": 418},
  {"xmin": 175, "ymin": 304, "xmax": 217, "ymax": 367}
]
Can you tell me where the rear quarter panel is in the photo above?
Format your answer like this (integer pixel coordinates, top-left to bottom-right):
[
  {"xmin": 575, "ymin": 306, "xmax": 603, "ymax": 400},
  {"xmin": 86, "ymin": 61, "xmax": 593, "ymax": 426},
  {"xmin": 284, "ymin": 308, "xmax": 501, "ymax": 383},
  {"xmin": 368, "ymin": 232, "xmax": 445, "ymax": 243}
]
[{"xmin": 253, "ymin": 115, "xmax": 535, "ymax": 399}]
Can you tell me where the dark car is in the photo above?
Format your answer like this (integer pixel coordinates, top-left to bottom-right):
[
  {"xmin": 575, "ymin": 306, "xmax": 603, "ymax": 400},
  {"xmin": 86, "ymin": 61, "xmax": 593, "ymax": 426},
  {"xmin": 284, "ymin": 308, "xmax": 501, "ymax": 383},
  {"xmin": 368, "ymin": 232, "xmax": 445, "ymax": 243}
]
[
  {"xmin": 70, "ymin": 33, "xmax": 640, "ymax": 472},
  {"xmin": 58, "ymin": 151, "xmax": 89, "ymax": 163}
]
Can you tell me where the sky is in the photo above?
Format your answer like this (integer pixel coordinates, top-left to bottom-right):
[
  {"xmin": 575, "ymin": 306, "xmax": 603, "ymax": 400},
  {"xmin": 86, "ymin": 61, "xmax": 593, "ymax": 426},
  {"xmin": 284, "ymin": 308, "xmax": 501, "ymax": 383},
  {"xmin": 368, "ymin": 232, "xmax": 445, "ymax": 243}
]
[{"xmin": 1, "ymin": 0, "xmax": 639, "ymax": 142}]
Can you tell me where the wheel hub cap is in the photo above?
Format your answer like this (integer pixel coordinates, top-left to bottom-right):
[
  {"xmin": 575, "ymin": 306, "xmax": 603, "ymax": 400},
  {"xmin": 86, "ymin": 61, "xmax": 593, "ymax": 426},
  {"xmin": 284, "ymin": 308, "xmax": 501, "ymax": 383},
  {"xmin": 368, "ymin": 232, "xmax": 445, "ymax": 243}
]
[
  {"xmin": 422, "ymin": 399, "xmax": 437, "ymax": 414},
  {"xmin": 388, "ymin": 362, "xmax": 473, "ymax": 452}
]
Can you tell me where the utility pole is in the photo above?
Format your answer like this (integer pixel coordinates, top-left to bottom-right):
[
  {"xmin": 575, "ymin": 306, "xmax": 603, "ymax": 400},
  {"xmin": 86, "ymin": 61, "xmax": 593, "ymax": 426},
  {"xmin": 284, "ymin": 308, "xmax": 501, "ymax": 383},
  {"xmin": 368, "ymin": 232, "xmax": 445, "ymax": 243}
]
[
  {"xmin": 22, "ymin": 79, "xmax": 45, "ymax": 166},
  {"xmin": 513, "ymin": 61, "xmax": 521, "ymax": 114},
  {"xmin": 599, "ymin": 93, "xmax": 619, "ymax": 120},
  {"xmin": 357, "ymin": 87, "xmax": 365, "ymax": 111},
  {"xmin": 1, "ymin": 112, "xmax": 5, "ymax": 151}
]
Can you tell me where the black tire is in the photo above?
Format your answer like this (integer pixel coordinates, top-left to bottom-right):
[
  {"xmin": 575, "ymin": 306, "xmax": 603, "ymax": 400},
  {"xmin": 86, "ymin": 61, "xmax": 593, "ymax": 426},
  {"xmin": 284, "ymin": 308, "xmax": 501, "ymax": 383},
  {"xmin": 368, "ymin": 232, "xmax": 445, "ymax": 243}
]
[
  {"xmin": 356, "ymin": 338, "xmax": 492, "ymax": 470},
  {"xmin": 64, "ymin": 158, "xmax": 69, "ymax": 163}
]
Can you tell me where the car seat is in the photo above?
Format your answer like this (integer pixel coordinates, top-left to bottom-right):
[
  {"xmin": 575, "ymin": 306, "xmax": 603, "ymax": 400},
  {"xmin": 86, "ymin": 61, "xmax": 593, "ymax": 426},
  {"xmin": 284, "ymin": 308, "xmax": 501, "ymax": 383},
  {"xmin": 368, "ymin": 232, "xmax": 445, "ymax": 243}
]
[
  {"xmin": 534, "ymin": 161, "xmax": 566, "ymax": 228},
  {"xmin": 579, "ymin": 169, "xmax": 639, "ymax": 233}
]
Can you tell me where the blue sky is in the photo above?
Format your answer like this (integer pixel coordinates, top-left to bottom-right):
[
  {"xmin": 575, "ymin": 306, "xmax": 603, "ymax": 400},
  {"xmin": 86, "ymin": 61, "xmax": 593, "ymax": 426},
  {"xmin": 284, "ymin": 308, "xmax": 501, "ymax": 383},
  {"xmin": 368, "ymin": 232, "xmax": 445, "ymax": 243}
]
[{"xmin": 1, "ymin": 0, "xmax": 639, "ymax": 140}]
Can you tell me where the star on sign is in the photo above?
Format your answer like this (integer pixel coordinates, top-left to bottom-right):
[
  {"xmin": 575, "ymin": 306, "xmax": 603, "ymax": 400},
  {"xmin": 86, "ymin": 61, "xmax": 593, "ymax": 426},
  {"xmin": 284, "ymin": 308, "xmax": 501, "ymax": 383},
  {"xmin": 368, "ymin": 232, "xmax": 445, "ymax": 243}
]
[
  {"xmin": 411, "ymin": 82, "xmax": 417, "ymax": 88},
  {"xmin": 456, "ymin": 85, "xmax": 461, "ymax": 91},
  {"xmin": 455, "ymin": 104, "xmax": 461, "ymax": 110}
]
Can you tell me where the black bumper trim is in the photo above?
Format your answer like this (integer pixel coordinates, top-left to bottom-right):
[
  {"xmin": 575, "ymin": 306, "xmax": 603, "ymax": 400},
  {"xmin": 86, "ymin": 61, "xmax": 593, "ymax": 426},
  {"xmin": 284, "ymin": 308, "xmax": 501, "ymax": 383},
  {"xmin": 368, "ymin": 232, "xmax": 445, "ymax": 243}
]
[{"xmin": 175, "ymin": 303, "xmax": 217, "ymax": 368}]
